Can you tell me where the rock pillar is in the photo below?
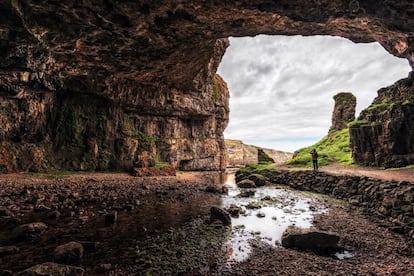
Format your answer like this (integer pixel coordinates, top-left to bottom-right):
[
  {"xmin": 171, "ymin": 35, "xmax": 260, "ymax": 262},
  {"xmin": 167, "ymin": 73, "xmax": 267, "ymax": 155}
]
[{"xmin": 331, "ymin": 92, "xmax": 356, "ymax": 131}]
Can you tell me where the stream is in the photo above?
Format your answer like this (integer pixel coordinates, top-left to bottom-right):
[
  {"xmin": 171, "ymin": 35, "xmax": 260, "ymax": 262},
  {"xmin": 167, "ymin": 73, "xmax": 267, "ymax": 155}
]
[{"xmin": 219, "ymin": 172, "xmax": 352, "ymax": 261}]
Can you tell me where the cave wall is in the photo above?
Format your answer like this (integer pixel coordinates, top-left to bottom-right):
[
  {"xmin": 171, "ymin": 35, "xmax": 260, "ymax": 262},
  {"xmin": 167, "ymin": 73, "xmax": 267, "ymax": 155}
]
[{"xmin": 0, "ymin": 0, "xmax": 413, "ymax": 172}]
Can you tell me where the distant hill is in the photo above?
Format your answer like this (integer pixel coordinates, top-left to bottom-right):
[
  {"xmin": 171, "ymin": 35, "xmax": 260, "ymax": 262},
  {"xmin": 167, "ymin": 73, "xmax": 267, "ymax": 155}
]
[{"xmin": 225, "ymin": 139, "xmax": 293, "ymax": 167}]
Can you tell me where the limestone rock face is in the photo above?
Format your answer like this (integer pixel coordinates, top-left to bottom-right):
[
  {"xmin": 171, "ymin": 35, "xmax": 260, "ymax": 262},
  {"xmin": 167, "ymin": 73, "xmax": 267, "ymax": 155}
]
[
  {"xmin": 350, "ymin": 75, "xmax": 414, "ymax": 168},
  {"xmin": 0, "ymin": 1, "xmax": 413, "ymax": 171},
  {"xmin": 331, "ymin": 92, "xmax": 356, "ymax": 131},
  {"xmin": 225, "ymin": 140, "xmax": 258, "ymax": 167},
  {"xmin": 225, "ymin": 140, "xmax": 292, "ymax": 167}
]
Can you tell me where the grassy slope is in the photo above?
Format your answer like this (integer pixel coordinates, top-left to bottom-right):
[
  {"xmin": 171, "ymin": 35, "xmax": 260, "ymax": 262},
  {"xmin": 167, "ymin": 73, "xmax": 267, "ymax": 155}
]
[{"xmin": 286, "ymin": 128, "xmax": 353, "ymax": 167}]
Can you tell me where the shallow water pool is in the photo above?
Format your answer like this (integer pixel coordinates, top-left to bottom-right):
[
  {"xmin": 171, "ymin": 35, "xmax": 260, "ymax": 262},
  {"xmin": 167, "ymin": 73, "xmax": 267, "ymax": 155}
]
[{"xmin": 220, "ymin": 173, "xmax": 327, "ymax": 261}]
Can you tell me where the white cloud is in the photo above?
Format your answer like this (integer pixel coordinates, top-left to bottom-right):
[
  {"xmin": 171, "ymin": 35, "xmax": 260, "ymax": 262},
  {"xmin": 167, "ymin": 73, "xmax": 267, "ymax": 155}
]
[{"xmin": 218, "ymin": 35, "xmax": 411, "ymax": 152}]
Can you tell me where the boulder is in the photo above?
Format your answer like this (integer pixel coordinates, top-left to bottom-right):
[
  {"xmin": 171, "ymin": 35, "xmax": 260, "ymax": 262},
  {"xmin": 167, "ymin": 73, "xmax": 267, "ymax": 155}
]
[
  {"xmin": 239, "ymin": 190, "xmax": 256, "ymax": 198},
  {"xmin": 246, "ymin": 201, "xmax": 262, "ymax": 209},
  {"xmin": 226, "ymin": 205, "xmax": 242, "ymax": 218},
  {"xmin": 17, "ymin": 262, "xmax": 84, "ymax": 276},
  {"xmin": 248, "ymin": 174, "xmax": 267, "ymax": 187},
  {"xmin": 236, "ymin": 179, "xmax": 256, "ymax": 188},
  {"xmin": 205, "ymin": 185, "xmax": 228, "ymax": 194},
  {"xmin": 53, "ymin": 242, "xmax": 84, "ymax": 265},
  {"xmin": 281, "ymin": 226, "xmax": 340, "ymax": 254},
  {"xmin": 209, "ymin": 207, "xmax": 231, "ymax": 226},
  {"xmin": 10, "ymin": 222, "xmax": 47, "ymax": 241}
]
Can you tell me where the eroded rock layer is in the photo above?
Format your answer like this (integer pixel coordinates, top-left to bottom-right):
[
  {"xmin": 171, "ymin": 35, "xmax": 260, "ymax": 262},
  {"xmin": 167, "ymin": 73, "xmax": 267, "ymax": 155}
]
[
  {"xmin": 0, "ymin": 0, "xmax": 413, "ymax": 171},
  {"xmin": 350, "ymin": 74, "xmax": 414, "ymax": 168},
  {"xmin": 331, "ymin": 92, "xmax": 356, "ymax": 131}
]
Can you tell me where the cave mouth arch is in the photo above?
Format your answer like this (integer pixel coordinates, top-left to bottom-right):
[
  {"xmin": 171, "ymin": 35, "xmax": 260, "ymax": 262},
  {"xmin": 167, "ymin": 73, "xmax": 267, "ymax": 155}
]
[
  {"xmin": 2, "ymin": 0, "xmax": 414, "ymax": 172},
  {"xmin": 217, "ymin": 35, "xmax": 412, "ymax": 153}
]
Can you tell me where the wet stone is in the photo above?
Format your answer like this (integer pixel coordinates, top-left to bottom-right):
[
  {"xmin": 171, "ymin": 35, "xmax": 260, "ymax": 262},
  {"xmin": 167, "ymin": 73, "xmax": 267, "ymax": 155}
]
[
  {"xmin": 237, "ymin": 179, "xmax": 256, "ymax": 189},
  {"xmin": 248, "ymin": 174, "xmax": 267, "ymax": 187},
  {"xmin": 239, "ymin": 190, "xmax": 255, "ymax": 198},
  {"xmin": 246, "ymin": 201, "xmax": 262, "ymax": 209},
  {"xmin": 205, "ymin": 186, "xmax": 228, "ymax": 194},
  {"xmin": 256, "ymin": 212, "xmax": 266, "ymax": 218},
  {"xmin": 226, "ymin": 204, "xmax": 242, "ymax": 218},
  {"xmin": 10, "ymin": 222, "xmax": 47, "ymax": 241},
  {"xmin": 209, "ymin": 207, "xmax": 231, "ymax": 226},
  {"xmin": 281, "ymin": 226, "xmax": 340, "ymax": 254}
]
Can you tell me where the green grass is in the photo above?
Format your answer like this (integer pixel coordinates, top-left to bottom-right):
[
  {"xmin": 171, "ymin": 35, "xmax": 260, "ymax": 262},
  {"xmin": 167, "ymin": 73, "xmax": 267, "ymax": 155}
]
[
  {"xmin": 287, "ymin": 128, "xmax": 354, "ymax": 167},
  {"xmin": 236, "ymin": 163, "xmax": 278, "ymax": 180},
  {"xmin": 155, "ymin": 161, "xmax": 170, "ymax": 168},
  {"xmin": 347, "ymin": 119, "xmax": 369, "ymax": 127},
  {"xmin": 386, "ymin": 164, "xmax": 414, "ymax": 171},
  {"xmin": 366, "ymin": 99, "xmax": 389, "ymax": 112}
]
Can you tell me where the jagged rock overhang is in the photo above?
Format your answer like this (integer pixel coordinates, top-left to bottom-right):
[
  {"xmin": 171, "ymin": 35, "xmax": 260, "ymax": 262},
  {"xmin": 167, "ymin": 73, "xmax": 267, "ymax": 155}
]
[{"xmin": 1, "ymin": 0, "xmax": 413, "ymax": 172}]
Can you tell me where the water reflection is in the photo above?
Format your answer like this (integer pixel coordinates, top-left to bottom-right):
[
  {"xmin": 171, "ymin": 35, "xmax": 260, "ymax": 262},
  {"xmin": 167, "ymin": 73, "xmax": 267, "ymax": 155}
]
[{"xmin": 219, "ymin": 173, "xmax": 326, "ymax": 261}]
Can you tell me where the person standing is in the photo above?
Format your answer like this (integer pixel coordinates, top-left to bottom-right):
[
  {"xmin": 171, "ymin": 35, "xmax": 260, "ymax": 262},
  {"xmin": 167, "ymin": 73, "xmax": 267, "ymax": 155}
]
[{"xmin": 310, "ymin": 149, "xmax": 318, "ymax": 171}]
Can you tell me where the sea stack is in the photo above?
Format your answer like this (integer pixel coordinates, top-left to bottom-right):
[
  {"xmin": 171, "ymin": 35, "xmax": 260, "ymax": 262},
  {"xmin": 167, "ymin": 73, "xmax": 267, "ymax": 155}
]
[{"xmin": 331, "ymin": 92, "xmax": 356, "ymax": 131}]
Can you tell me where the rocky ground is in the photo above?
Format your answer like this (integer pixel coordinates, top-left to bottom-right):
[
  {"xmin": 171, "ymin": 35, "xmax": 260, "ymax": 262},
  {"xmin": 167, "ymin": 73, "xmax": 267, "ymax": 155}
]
[{"xmin": 0, "ymin": 168, "xmax": 414, "ymax": 275}]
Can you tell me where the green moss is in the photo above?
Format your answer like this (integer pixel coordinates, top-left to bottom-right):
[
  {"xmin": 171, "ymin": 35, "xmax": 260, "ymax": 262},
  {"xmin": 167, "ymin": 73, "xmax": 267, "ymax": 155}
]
[
  {"xmin": 246, "ymin": 201, "xmax": 262, "ymax": 209},
  {"xmin": 348, "ymin": 120, "xmax": 369, "ymax": 127},
  {"xmin": 386, "ymin": 164, "xmax": 414, "ymax": 170},
  {"xmin": 30, "ymin": 27, "xmax": 48, "ymax": 43},
  {"xmin": 56, "ymin": 105, "xmax": 82, "ymax": 147},
  {"xmin": 155, "ymin": 161, "xmax": 169, "ymax": 167},
  {"xmin": 237, "ymin": 163, "xmax": 278, "ymax": 178},
  {"xmin": 287, "ymin": 128, "xmax": 353, "ymax": 167},
  {"xmin": 124, "ymin": 115, "xmax": 156, "ymax": 151},
  {"xmin": 212, "ymin": 82, "xmax": 220, "ymax": 101},
  {"xmin": 135, "ymin": 130, "xmax": 156, "ymax": 151},
  {"xmin": 258, "ymin": 148, "xmax": 274, "ymax": 164},
  {"xmin": 366, "ymin": 100, "xmax": 389, "ymax": 112}
]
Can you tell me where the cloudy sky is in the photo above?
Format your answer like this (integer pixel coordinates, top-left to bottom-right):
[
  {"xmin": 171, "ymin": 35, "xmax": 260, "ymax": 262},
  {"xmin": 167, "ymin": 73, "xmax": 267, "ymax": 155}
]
[{"xmin": 217, "ymin": 35, "xmax": 411, "ymax": 152}]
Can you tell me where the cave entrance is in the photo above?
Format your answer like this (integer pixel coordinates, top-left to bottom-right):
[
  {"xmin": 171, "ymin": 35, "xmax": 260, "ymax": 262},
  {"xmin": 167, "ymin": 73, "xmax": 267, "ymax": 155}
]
[{"xmin": 218, "ymin": 35, "xmax": 411, "ymax": 153}]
